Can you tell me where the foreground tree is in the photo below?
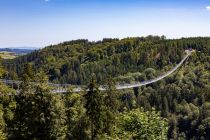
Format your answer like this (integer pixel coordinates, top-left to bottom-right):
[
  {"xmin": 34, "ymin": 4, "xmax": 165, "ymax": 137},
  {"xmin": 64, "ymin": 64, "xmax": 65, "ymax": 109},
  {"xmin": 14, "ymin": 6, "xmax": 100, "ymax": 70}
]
[
  {"xmin": 0, "ymin": 106, "xmax": 6, "ymax": 140},
  {"xmin": 13, "ymin": 70, "xmax": 67, "ymax": 139},
  {"xmin": 119, "ymin": 108, "xmax": 168, "ymax": 140},
  {"xmin": 31, "ymin": 71, "xmax": 67, "ymax": 139},
  {"xmin": 12, "ymin": 64, "xmax": 35, "ymax": 139},
  {"xmin": 103, "ymin": 78, "xmax": 119, "ymax": 136},
  {"xmin": 0, "ymin": 84, "xmax": 16, "ymax": 139},
  {"xmin": 0, "ymin": 57, "xmax": 16, "ymax": 139},
  {"xmin": 99, "ymin": 108, "xmax": 168, "ymax": 140},
  {"xmin": 65, "ymin": 93, "xmax": 89, "ymax": 139},
  {"xmin": 84, "ymin": 77, "xmax": 104, "ymax": 140},
  {"xmin": 0, "ymin": 58, "xmax": 6, "ymax": 139}
]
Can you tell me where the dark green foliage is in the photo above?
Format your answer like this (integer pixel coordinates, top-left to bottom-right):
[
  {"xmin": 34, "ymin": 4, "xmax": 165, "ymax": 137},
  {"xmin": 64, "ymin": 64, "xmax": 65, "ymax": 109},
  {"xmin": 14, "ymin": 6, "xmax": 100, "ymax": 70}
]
[
  {"xmin": 0, "ymin": 36, "xmax": 209, "ymax": 139},
  {"xmin": 65, "ymin": 93, "xmax": 89, "ymax": 139},
  {"xmin": 4, "ymin": 36, "xmax": 209, "ymax": 85},
  {"xmin": 84, "ymin": 77, "xmax": 104, "ymax": 139},
  {"xmin": 0, "ymin": 57, "xmax": 5, "ymax": 78},
  {"xmin": 0, "ymin": 57, "xmax": 16, "ymax": 139},
  {"xmin": 12, "ymin": 70, "xmax": 67, "ymax": 139},
  {"xmin": 103, "ymin": 78, "xmax": 119, "ymax": 136}
]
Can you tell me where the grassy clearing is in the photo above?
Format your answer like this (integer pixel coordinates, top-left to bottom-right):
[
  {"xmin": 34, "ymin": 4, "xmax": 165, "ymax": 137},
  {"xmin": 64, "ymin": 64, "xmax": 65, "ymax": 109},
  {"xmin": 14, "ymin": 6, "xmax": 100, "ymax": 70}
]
[{"xmin": 0, "ymin": 51, "xmax": 17, "ymax": 59}]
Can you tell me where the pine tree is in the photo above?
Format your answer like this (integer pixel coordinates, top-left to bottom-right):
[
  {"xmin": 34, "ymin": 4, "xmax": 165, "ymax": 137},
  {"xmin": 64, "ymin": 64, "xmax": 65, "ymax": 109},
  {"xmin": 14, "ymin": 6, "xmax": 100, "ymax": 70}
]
[
  {"xmin": 32, "ymin": 71, "xmax": 67, "ymax": 139},
  {"xmin": 13, "ymin": 70, "xmax": 67, "ymax": 139},
  {"xmin": 0, "ymin": 58, "xmax": 16, "ymax": 139},
  {"xmin": 172, "ymin": 99, "xmax": 178, "ymax": 113},
  {"xmin": 65, "ymin": 93, "xmax": 89, "ymax": 139},
  {"xmin": 12, "ymin": 64, "xmax": 36, "ymax": 139},
  {"xmin": 162, "ymin": 96, "xmax": 169, "ymax": 117},
  {"xmin": 103, "ymin": 78, "xmax": 119, "ymax": 136},
  {"xmin": 84, "ymin": 77, "xmax": 104, "ymax": 140}
]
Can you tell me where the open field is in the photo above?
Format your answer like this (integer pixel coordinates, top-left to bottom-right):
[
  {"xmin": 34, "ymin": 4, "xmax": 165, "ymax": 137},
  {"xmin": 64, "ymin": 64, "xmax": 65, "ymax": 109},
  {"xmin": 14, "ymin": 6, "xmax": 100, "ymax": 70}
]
[{"xmin": 0, "ymin": 51, "xmax": 17, "ymax": 59}]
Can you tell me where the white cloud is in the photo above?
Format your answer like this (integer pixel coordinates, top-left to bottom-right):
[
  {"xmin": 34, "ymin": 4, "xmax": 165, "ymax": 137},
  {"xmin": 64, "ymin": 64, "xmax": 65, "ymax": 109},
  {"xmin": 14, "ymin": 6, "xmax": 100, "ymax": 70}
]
[
  {"xmin": 206, "ymin": 6, "xmax": 210, "ymax": 11},
  {"xmin": 45, "ymin": 0, "xmax": 50, "ymax": 2}
]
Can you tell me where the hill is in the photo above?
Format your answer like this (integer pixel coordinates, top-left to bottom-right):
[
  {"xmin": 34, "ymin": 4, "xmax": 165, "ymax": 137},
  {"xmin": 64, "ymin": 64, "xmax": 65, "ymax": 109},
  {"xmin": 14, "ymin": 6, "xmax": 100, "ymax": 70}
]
[
  {"xmin": 0, "ymin": 47, "xmax": 36, "ymax": 54},
  {"xmin": 4, "ymin": 36, "xmax": 209, "ymax": 85},
  {"xmin": 1, "ymin": 36, "xmax": 210, "ymax": 139}
]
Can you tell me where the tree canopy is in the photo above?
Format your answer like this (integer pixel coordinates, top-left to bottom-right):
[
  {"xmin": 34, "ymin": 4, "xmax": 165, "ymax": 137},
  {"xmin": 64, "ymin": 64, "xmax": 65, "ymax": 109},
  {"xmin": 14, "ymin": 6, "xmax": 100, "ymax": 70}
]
[{"xmin": 0, "ymin": 36, "xmax": 209, "ymax": 139}]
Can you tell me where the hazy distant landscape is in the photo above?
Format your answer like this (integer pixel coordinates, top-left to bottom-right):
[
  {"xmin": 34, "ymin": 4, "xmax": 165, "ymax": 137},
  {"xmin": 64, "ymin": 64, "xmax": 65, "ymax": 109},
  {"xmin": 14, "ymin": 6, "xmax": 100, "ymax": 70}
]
[
  {"xmin": 0, "ymin": 0, "xmax": 210, "ymax": 140},
  {"xmin": 0, "ymin": 48, "xmax": 36, "ymax": 59}
]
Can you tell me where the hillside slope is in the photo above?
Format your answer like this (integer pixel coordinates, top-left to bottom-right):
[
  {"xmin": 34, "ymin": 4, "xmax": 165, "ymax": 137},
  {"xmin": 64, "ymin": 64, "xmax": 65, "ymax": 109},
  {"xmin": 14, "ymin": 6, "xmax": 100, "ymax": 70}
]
[
  {"xmin": 4, "ymin": 36, "xmax": 210, "ymax": 85},
  {"xmin": 2, "ymin": 36, "xmax": 210, "ymax": 139}
]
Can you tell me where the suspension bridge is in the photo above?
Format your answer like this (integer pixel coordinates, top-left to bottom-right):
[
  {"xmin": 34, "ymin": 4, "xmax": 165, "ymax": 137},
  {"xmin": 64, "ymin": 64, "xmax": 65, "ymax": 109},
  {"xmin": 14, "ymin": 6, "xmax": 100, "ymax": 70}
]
[{"xmin": 0, "ymin": 49, "xmax": 194, "ymax": 93}]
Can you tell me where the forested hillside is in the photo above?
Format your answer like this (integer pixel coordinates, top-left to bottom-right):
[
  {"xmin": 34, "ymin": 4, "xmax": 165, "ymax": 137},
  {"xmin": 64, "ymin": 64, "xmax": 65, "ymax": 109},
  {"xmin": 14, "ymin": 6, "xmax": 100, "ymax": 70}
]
[
  {"xmin": 0, "ymin": 59, "xmax": 168, "ymax": 140},
  {"xmin": 4, "ymin": 36, "xmax": 209, "ymax": 85},
  {"xmin": 1, "ymin": 36, "xmax": 210, "ymax": 139}
]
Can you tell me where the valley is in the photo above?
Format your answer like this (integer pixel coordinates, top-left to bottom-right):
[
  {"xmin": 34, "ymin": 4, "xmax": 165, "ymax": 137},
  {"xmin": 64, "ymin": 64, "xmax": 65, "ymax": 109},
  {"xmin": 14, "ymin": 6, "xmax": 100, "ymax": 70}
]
[{"xmin": 0, "ymin": 36, "xmax": 209, "ymax": 139}]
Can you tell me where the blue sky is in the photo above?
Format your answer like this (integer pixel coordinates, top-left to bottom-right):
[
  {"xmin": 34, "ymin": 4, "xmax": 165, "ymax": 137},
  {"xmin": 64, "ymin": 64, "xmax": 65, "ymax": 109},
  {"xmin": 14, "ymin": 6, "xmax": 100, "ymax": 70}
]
[{"xmin": 0, "ymin": 0, "xmax": 210, "ymax": 48}]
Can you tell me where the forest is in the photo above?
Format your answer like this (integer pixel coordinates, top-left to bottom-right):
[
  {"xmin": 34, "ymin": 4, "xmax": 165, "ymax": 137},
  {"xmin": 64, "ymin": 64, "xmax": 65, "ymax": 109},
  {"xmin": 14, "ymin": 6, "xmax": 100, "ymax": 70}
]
[{"xmin": 0, "ymin": 36, "xmax": 210, "ymax": 139}]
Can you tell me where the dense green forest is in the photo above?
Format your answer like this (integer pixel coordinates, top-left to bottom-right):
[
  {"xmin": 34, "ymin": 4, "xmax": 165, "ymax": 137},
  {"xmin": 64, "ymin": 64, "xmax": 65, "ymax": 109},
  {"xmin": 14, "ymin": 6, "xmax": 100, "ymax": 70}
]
[
  {"xmin": 0, "ymin": 60, "xmax": 168, "ymax": 140},
  {"xmin": 0, "ymin": 36, "xmax": 210, "ymax": 139},
  {"xmin": 5, "ymin": 36, "xmax": 208, "ymax": 84}
]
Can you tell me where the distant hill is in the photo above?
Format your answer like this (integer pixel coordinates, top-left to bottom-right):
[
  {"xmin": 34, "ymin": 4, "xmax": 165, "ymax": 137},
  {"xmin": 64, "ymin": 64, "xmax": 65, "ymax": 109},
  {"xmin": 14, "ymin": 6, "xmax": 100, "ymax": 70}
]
[{"xmin": 0, "ymin": 47, "xmax": 37, "ymax": 55}]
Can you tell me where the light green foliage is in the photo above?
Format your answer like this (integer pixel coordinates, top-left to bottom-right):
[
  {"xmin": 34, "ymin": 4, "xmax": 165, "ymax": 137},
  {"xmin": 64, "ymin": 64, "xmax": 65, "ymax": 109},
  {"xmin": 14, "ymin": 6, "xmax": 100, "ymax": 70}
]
[
  {"xmin": 13, "ymin": 69, "xmax": 67, "ymax": 139},
  {"xmin": 0, "ymin": 106, "xmax": 6, "ymax": 140},
  {"xmin": 45, "ymin": 94, "xmax": 67, "ymax": 139},
  {"xmin": 117, "ymin": 108, "xmax": 168, "ymax": 140},
  {"xmin": 0, "ymin": 51, "xmax": 17, "ymax": 59},
  {"xmin": 65, "ymin": 93, "xmax": 88, "ymax": 139},
  {"xmin": 0, "ymin": 87, "xmax": 16, "ymax": 139},
  {"xmin": 98, "ymin": 108, "xmax": 168, "ymax": 140},
  {"xmin": 13, "ymin": 86, "xmax": 67, "ymax": 139},
  {"xmin": 0, "ymin": 58, "xmax": 16, "ymax": 140}
]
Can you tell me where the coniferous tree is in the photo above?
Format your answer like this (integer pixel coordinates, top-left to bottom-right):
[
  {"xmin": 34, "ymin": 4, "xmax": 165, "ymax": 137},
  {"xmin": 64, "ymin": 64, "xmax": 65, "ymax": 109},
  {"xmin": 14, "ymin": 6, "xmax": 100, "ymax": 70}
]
[
  {"xmin": 162, "ymin": 96, "xmax": 169, "ymax": 117},
  {"xmin": 12, "ymin": 64, "xmax": 36, "ymax": 139},
  {"xmin": 31, "ymin": 71, "xmax": 67, "ymax": 139},
  {"xmin": 65, "ymin": 93, "xmax": 89, "ymax": 140},
  {"xmin": 103, "ymin": 78, "xmax": 119, "ymax": 136},
  {"xmin": 0, "ymin": 57, "xmax": 16, "ymax": 139},
  {"xmin": 0, "ymin": 58, "xmax": 6, "ymax": 139},
  {"xmin": 84, "ymin": 77, "xmax": 104, "ymax": 140},
  {"xmin": 13, "ymin": 69, "xmax": 67, "ymax": 139}
]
